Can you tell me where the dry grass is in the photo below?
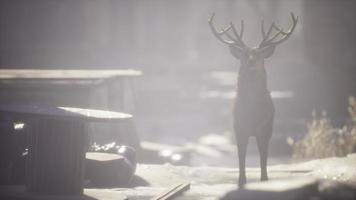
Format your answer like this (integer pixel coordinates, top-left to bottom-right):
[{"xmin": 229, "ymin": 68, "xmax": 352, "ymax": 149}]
[{"xmin": 292, "ymin": 96, "xmax": 356, "ymax": 160}]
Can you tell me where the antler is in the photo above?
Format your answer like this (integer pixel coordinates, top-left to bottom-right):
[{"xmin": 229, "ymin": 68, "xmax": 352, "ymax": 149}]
[
  {"xmin": 259, "ymin": 12, "xmax": 298, "ymax": 48},
  {"xmin": 208, "ymin": 13, "xmax": 246, "ymax": 48}
]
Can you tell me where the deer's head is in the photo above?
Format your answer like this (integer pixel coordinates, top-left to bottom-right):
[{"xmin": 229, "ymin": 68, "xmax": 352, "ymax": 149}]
[{"xmin": 209, "ymin": 13, "xmax": 298, "ymax": 70}]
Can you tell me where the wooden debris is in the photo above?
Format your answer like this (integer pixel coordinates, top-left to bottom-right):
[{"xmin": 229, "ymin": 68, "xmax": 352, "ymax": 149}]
[{"xmin": 151, "ymin": 183, "xmax": 190, "ymax": 200}]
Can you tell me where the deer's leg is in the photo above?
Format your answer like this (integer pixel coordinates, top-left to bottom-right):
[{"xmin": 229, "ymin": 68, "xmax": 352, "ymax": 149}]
[
  {"xmin": 256, "ymin": 136, "xmax": 269, "ymax": 181},
  {"xmin": 237, "ymin": 136, "xmax": 248, "ymax": 187}
]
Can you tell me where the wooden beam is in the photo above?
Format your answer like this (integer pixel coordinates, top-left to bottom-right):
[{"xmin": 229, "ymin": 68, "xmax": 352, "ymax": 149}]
[{"xmin": 151, "ymin": 183, "xmax": 190, "ymax": 200}]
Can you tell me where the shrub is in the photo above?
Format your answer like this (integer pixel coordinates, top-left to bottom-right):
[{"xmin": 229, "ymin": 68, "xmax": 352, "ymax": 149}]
[{"xmin": 292, "ymin": 96, "xmax": 356, "ymax": 160}]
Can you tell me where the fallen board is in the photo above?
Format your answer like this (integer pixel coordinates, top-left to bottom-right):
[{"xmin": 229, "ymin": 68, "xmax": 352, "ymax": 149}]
[
  {"xmin": 151, "ymin": 183, "xmax": 190, "ymax": 200},
  {"xmin": 0, "ymin": 69, "xmax": 142, "ymax": 80}
]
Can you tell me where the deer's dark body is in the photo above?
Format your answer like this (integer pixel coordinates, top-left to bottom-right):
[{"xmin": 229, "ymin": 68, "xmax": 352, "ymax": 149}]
[
  {"xmin": 208, "ymin": 12, "xmax": 297, "ymax": 186},
  {"xmin": 234, "ymin": 68, "xmax": 274, "ymax": 139},
  {"xmin": 234, "ymin": 65, "xmax": 274, "ymax": 186}
]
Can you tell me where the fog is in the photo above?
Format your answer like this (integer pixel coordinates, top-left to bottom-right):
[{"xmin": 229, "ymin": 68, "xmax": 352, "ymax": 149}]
[{"xmin": 1, "ymin": 0, "xmax": 355, "ymax": 162}]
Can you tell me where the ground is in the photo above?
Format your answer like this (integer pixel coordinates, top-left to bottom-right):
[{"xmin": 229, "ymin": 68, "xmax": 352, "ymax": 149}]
[
  {"xmin": 84, "ymin": 154, "xmax": 356, "ymax": 200},
  {"xmin": 1, "ymin": 154, "xmax": 355, "ymax": 199}
]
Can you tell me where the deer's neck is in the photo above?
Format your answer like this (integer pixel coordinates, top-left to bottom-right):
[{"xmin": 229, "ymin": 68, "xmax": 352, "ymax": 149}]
[{"xmin": 237, "ymin": 65, "xmax": 269, "ymax": 98}]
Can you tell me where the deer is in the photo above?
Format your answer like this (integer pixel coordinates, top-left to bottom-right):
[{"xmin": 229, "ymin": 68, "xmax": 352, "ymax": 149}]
[{"xmin": 208, "ymin": 12, "xmax": 298, "ymax": 186}]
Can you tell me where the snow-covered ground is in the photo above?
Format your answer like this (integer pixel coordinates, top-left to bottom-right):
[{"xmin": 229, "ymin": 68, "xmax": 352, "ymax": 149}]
[{"xmin": 84, "ymin": 154, "xmax": 356, "ymax": 199}]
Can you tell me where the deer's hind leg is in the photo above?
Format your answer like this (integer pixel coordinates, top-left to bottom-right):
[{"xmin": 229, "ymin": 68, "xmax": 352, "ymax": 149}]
[
  {"xmin": 256, "ymin": 136, "xmax": 269, "ymax": 181},
  {"xmin": 237, "ymin": 136, "xmax": 248, "ymax": 187}
]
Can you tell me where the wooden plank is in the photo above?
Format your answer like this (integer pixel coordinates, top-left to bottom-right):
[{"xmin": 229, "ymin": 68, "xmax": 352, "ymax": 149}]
[
  {"xmin": 151, "ymin": 183, "xmax": 190, "ymax": 200},
  {"xmin": 0, "ymin": 69, "xmax": 142, "ymax": 80},
  {"xmin": 0, "ymin": 105, "xmax": 132, "ymax": 122}
]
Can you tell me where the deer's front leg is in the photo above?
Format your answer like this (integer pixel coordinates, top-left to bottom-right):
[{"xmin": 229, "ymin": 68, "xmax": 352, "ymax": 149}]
[
  {"xmin": 237, "ymin": 136, "xmax": 248, "ymax": 187},
  {"xmin": 257, "ymin": 136, "xmax": 269, "ymax": 181}
]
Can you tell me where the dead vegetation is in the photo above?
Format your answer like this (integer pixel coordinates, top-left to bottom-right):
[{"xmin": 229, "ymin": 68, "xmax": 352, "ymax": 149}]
[{"xmin": 292, "ymin": 96, "xmax": 356, "ymax": 159}]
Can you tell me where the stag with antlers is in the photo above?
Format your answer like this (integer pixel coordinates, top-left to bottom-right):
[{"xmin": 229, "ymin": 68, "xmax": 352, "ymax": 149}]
[{"xmin": 209, "ymin": 13, "xmax": 298, "ymax": 186}]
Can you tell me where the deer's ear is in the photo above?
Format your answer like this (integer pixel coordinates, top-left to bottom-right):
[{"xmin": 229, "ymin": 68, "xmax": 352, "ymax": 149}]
[
  {"xmin": 258, "ymin": 45, "xmax": 275, "ymax": 59},
  {"xmin": 229, "ymin": 46, "xmax": 245, "ymax": 60}
]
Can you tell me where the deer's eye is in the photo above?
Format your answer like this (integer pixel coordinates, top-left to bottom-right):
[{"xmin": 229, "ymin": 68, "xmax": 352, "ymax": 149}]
[{"xmin": 229, "ymin": 46, "xmax": 246, "ymax": 59}]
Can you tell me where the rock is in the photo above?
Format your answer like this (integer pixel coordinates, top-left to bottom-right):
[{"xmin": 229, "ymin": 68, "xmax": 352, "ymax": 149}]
[
  {"xmin": 85, "ymin": 152, "xmax": 135, "ymax": 187},
  {"xmin": 221, "ymin": 178, "xmax": 318, "ymax": 200},
  {"xmin": 318, "ymin": 180, "xmax": 356, "ymax": 200},
  {"xmin": 117, "ymin": 145, "xmax": 137, "ymax": 172}
]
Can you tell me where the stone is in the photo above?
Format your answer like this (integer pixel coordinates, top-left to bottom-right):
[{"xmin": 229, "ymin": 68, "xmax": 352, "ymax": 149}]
[
  {"xmin": 318, "ymin": 180, "xmax": 356, "ymax": 200},
  {"xmin": 85, "ymin": 152, "xmax": 135, "ymax": 187}
]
